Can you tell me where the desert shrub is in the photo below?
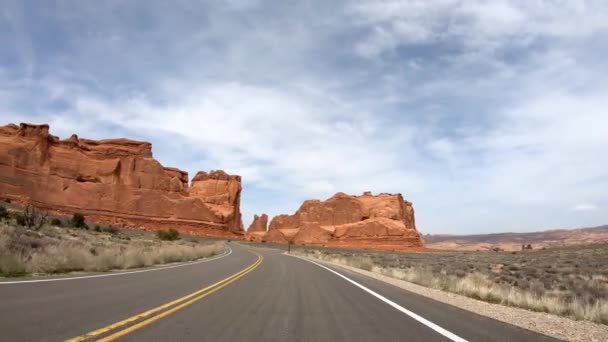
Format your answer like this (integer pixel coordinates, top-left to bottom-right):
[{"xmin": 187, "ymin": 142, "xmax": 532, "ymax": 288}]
[
  {"xmin": 102, "ymin": 226, "xmax": 119, "ymax": 234},
  {"xmin": 50, "ymin": 218, "xmax": 62, "ymax": 227},
  {"xmin": 0, "ymin": 204, "xmax": 8, "ymax": 220},
  {"xmin": 351, "ymin": 256, "xmax": 374, "ymax": 271},
  {"xmin": 12, "ymin": 212, "xmax": 26, "ymax": 226},
  {"xmin": 0, "ymin": 254, "xmax": 26, "ymax": 277},
  {"xmin": 70, "ymin": 213, "xmax": 88, "ymax": 229},
  {"xmin": 94, "ymin": 225, "xmax": 102, "ymax": 232},
  {"xmin": 21, "ymin": 205, "xmax": 48, "ymax": 230},
  {"xmin": 157, "ymin": 228, "xmax": 180, "ymax": 241}
]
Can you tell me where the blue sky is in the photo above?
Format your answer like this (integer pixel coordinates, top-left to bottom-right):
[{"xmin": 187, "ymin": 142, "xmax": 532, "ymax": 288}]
[{"xmin": 1, "ymin": 1, "xmax": 607, "ymax": 234}]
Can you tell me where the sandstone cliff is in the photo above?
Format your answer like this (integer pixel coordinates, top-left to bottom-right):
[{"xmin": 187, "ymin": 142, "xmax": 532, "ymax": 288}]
[
  {"xmin": 262, "ymin": 192, "xmax": 424, "ymax": 250},
  {"xmin": 0, "ymin": 123, "xmax": 244, "ymax": 236}
]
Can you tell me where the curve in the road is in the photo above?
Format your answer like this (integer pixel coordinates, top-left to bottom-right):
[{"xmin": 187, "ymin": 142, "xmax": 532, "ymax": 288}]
[{"xmin": 66, "ymin": 252, "xmax": 262, "ymax": 342}]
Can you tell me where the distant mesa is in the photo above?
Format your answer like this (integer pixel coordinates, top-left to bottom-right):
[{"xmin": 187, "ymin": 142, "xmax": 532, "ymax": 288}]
[
  {"xmin": 0, "ymin": 123, "xmax": 244, "ymax": 237},
  {"xmin": 424, "ymin": 225, "xmax": 608, "ymax": 251},
  {"xmin": 253, "ymin": 191, "xmax": 425, "ymax": 250}
]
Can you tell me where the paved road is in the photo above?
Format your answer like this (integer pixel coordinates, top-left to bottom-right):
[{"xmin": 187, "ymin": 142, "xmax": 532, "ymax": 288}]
[{"xmin": 0, "ymin": 243, "xmax": 558, "ymax": 341}]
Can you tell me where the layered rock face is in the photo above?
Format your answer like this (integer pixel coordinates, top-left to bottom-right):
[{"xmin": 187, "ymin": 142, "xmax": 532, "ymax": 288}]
[
  {"xmin": 0, "ymin": 123, "xmax": 244, "ymax": 236},
  {"xmin": 263, "ymin": 192, "xmax": 424, "ymax": 250}
]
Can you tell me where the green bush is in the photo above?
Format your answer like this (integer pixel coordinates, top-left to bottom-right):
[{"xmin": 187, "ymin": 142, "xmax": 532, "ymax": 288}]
[
  {"xmin": 50, "ymin": 218, "xmax": 63, "ymax": 226},
  {"xmin": 157, "ymin": 228, "xmax": 180, "ymax": 241},
  {"xmin": 0, "ymin": 204, "xmax": 8, "ymax": 220},
  {"xmin": 70, "ymin": 213, "xmax": 88, "ymax": 229}
]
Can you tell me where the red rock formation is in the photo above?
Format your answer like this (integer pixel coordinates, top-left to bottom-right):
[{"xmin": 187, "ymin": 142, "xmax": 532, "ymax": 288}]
[
  {"xmin": 245, "ymin": 213, "xmax": 268, "ymax": 241},
  {"xmin": 0, "ymin": 123, "xmax": 244, "ymax": 236},
  {"xmin": 264, "ymin": 192, "xmax": 424, "ymax": 250},
  {"xmin": 248, "ymin": 214, "xmax": 268, "ymax": 232},
  {"xmin": 263, "ymin": 229, "xmax": 289, "ymax": 243}
]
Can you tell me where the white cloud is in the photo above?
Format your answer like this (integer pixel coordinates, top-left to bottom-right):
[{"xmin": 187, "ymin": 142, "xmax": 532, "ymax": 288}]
[
  {"xmin": 573, "ymin": 204, "xmax": 598, "ymax": 212},
  {"xmin": 351, "ymin": 0, "xmax": 608, "ymax": 57},
  {"xmin": 34, "ymin": 78, "xmax": 426, "ymax": 203}
]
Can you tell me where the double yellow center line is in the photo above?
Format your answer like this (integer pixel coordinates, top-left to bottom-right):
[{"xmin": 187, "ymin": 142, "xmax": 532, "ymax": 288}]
[{"xmin": 66, "ymin": 254, "xmax": 263, "ymax": 342}]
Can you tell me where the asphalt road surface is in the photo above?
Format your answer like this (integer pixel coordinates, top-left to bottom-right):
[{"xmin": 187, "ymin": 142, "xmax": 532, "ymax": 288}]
[{"xmin": 0, "ymin": 243, "xmax": 558, "ymax": 341}]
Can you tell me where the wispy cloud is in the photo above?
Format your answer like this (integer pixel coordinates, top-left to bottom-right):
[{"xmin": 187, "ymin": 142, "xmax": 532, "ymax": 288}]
[{"xmin": 1, "ymin": 1, "xmax": 607, "ymax": 233}]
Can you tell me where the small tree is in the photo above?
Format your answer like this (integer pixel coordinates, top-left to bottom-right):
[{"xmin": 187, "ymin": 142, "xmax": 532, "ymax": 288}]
[
  {"xmin": 22, "ymin": 205, "xmax": 48, "ymax": 231},
  {"xmin": 70, "ymin": 213, "xmax": 88, "ymax": 229}
]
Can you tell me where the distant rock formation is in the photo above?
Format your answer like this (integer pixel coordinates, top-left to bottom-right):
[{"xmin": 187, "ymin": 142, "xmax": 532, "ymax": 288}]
[
  {"xmin": 245, "ymin": 213, "xmax": 268, "ymax": 241},
  {"xmin": 260, "ymin": 192, "xmax": 424, "ymax": 250},
  {"xmin": 248, "ymin": 214, "xmax": 268, "ymax": 232},
  {"xmin": 424, "ymin": 225, "xmax": 608, "ymax": 251},
  {"xmin": 0, "ymin": 123, "xmax": 244, "ymax": 236}
]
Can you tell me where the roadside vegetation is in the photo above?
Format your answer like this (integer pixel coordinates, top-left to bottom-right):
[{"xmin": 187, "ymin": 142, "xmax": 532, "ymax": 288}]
[
  {"xmin": 157, "ymin": 228, "xmax": 180, "ymax": 241},
  {"xmin": 295, "ymin": 246, "xmax": 608, "ymax": 325},
  {"xmin": 0, "ymin": 203, "xmax": 224, "ymax": 277}
]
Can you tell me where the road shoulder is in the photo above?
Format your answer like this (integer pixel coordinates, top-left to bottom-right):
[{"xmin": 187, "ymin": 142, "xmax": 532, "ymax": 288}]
[
  {"xmin": 0, "ymin": 246, "xmax": 232, "ymax": 284},
  {"xmin": 298, "ymin": 255, "xmax": 608, "ymax": 342}
]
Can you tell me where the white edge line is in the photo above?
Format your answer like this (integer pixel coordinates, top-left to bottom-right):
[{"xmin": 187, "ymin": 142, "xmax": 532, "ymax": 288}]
[
  {"xmin": 290, "ymin": 255, "xmax": 468, "ymax": 342},
  {"xmin": 0, "ymin": 246, "xmax": 232, "ymax": 285}
]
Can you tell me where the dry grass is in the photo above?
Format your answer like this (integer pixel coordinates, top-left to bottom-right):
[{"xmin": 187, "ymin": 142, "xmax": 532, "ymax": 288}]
[
  {"xmin": 0, "ymin": 221, "xmax": 225, "ymax": 276},
  {"xmin": 296, "ymin": 248, "xmax": 608, "ymax": 325}
]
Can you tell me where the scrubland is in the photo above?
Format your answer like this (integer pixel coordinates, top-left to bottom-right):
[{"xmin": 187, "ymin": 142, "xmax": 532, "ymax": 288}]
[
  {"xmin": 0, "ymin": 205, "xmax": 224, "ymax": 277},
  {"xmin": 295, "ymin": 245, "xmax": 608, "ymax": 325}
]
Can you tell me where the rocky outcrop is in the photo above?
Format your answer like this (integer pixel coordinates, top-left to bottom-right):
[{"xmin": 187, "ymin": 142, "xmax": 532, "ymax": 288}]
[
  {"xmin": 0, "ymin": 123, "xmax": 244, "ymax": 236},
  {"xmin": 263, "ymin": 192, "xmax": 424, "ymax": 250},
  {"xmin": 245, "ymin": 213, "xmax": 268, "ymax": 241},
  {"xmin": 248, "ymin": 214, "xmax": 268, "ymax": 232}
]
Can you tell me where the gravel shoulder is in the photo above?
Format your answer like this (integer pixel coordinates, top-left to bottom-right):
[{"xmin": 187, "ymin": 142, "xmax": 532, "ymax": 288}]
[{"xmin": 304, "ymin": 255, "xmax": 608, "ymax": 342}]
